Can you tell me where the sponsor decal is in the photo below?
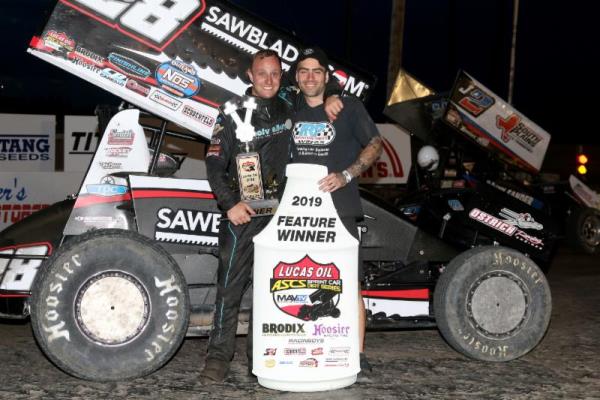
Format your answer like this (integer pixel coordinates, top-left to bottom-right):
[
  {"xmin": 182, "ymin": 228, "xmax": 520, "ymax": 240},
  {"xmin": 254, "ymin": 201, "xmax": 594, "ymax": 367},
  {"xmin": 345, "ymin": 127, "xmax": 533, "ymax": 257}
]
[
  {"xmin": 86, "ymin": 184, "xmax": 128, "ymax": 197},
  {"xmin": 283, "ymin": 347, "xmax": 306, "ymax": 356},
  {"xmin": 181, "ymin": 105, "xmax": 215, "ymax": 127},
  {"xmin": 264, "ymin": 359, "xmax": 276, "ymax": 368},
  {"xmin": 448, "ymin": 199, "xmax": 464, "ymax": 211},
  {"xmin": 99, "ymin": 161, "xmax": 123, "ymax": 170},
  {"xmin": 71, "ymin": 45, "xmax": 105, "ymax": 66},
  {"xmin": 498, "ymin": 208, "xmax": 543, "ymax": 230},
  {"xmin": 203, "ymin": 5, "xmax": 299, "ymax": 64},
  {"xmin": 330, "ymin": 68, "xmax": 369, "ymax": 98},
  {"xmin": 105, "ymin": 146, "xmax": 132, "ymax": 158},
  {"xmin": 63, "ymin": 0, "xmax": 206, "ymax": 51},
  {"xmin": 254, "ymin": 120, "xmax": 291, "ymax": 138},
  {"xmin": 270, "ymin": 255, "xmax": 342, "ymax": 321},
  {"xmin": 108, "ymin": 52, "xmax": 150, "ymax": 78},
  {"xmin": 43, "ymin": 30, "xmax": 75, "ymax": 52},
  {"xmin": 156, "ymin": 61, "xmax": 200, "ymax": 98},
  {"xmin": 155, "ymin": 207, "xmax": 220, "ymax": 245},
  {"xmin": 278, "ymin": 360, "xmax": 293, "ymax": 365},
  {"xmin": 496, "ymin": 114, "xmax": 543, "ymax": 153},
  {"xmin": 100, "ymin": 68, "xmax": 127, "ymax": 86},
  {"xmin": 126, "ymin": 79, "xmax": 151, "ymax": 97},
  {"xmin": 469, "ymin": 208, "xmax": 544, "ymax": 249},
  {"xmin": 288, "ymin": 338, "xmax": 324, "ymax": 344},
  {"xmin": 73, "ymin": 215, "xmax": 123, "ymax": 228},
  {"xmin": 455, "ymin": 81, "xmax": 495, "ymax": 117},
  {"xmin": 329, "ymin": 347, "xmax": 350, "ymax": 355},
  {"xmin": 469, "ymin": 208, "xmax": 518, "ymax": 236},
  {"xmin": 292, "ymin": 122, "xmax": 335, "ymax": 146},
  {"xmin": 1, "ymin": 203, "xmax": 48, "ymax": 225},
  {"xmin": 311, "ymin": 347, "xmax": 324, "ymax": 356},
  {"xmin": 0, "ymin": 135, "xmax": 51, "ymax": 161},
  {"xmin": 70, "ymin": 130, "xmax": 101, "ymax": 155},
  {"xmin": 486, "ymin": 180, "xmax": 541, "ymax": 209},
  {"xmin": 299, "ymin": 358, "xmax": 319, "ymax": 368},
  {"xmin": 324, "ymin": 357, "xmax": 349, "ymax": 367},
  {"xmin": 149, "ymin": 89, "xmax": 183, "ymax": 111},
  {"xmin": 108, "ymin": 128, "xmax": 135, "ymax": 145},
  {"xmin": 261, "ymin": 323, "xmax": 306, "ymax": 336},
  {"xmin": 263, "ymin": 348, "xmax": 277, "ymax": 356},
  {"xmin": 312, "ymin": 323, "xmax": 350, "ymax": 337},
  {"xmin": 70, "ymin": 57, "xmax": 101, "ymax": 74}
]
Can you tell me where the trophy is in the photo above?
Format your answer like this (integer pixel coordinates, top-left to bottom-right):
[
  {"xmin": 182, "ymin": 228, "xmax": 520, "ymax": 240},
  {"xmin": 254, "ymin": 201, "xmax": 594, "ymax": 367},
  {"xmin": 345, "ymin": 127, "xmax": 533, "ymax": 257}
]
[{"xmin": 222, "ymin": 96, "xmax": 279, "ymax": 216}]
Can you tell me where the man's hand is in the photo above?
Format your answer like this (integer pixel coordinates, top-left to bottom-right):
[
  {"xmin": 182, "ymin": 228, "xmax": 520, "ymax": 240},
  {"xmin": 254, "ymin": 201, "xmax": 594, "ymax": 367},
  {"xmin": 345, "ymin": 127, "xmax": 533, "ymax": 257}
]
[
  {"xmin": 318, "ymin": 172, "xmax": 347, "ymax": 193},
  {"xmin": 324, "ymin": 95, "xmax": 344, "ymax": 122},
  {"xmin": 226, "ymin": 202, "xmax": 256, "ymax": 225}
]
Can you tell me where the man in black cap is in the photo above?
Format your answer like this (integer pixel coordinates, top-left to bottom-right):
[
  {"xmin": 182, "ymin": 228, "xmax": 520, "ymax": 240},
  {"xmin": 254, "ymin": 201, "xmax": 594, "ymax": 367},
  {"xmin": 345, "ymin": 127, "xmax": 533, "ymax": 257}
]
[{"xmin": 292, "ymin": 46, "xmax": 383, "ymax": 380}]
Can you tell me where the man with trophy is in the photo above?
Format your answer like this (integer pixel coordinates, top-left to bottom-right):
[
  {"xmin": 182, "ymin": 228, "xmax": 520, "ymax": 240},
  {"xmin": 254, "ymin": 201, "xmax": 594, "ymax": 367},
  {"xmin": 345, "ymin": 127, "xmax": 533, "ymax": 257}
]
[{"xmin": 201, "ymin": 49, "xmax": 342, "ymax": 384}]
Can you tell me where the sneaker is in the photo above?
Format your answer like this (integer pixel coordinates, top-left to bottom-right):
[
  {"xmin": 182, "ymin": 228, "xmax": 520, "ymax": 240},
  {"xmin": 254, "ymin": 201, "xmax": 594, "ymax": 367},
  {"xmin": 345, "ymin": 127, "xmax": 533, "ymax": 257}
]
[
  {"xmin": 356, "ymin": 353, "xmax": 373, "ymax": 383},
  {"xmin": 199, "ymin": 358, "xmax": 230, "ymax": 384}
]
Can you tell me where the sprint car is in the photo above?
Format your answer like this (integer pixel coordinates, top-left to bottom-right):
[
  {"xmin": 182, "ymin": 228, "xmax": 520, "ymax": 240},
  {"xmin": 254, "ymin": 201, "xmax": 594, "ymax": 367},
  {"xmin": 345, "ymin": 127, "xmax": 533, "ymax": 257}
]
[
  {"xmin": 1, "ymin": 0, "xmax": 553, "ymax": 382},
  {"xmin": 1, "ymin": 106, "xmax": 553, "ymax": 381}
]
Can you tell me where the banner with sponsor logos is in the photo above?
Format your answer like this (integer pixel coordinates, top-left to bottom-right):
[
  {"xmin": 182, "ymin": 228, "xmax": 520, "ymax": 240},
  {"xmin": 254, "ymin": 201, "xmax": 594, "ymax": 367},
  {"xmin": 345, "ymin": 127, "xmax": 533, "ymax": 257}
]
[
  {"xmin": 64, "ymin": 115, "xmax": 100, "ymax": 171},
  {"xmin": 0, "ymin": 172, "xmax": 82, "ymax": 231},
  {"xmin": 359, "ymin": 124, "xmax": 411, "ymax": 184},
  {"xmin": 28, "ymin": 0, "xmax": 376, "ymax": 141},
  {"xmin": 0, "ymin": 114, "xmax": 55, "ymax": 172},
  {"xmin": 444, "ymin": 71, "xmax": 551, "ymax": 173}
]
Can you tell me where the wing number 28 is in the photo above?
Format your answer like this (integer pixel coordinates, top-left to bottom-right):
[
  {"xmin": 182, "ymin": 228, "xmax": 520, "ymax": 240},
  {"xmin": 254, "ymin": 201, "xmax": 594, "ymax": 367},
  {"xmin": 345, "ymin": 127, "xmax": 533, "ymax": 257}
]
[{"xmin": 72, "ymin": 0, "xmax": 201, "ymax": 44}]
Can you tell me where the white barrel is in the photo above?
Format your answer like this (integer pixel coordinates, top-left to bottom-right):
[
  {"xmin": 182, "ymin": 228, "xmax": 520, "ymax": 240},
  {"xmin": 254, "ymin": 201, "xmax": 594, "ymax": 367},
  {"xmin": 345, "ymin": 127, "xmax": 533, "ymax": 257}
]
[{"xmin": 252, "ymin": 163, "xmax": 360, "ymax": 392}]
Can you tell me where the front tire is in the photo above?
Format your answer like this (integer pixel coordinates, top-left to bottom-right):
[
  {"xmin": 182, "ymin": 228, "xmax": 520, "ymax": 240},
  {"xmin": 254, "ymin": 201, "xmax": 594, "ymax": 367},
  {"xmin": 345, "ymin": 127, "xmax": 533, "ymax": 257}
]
[
  {"xmin": 434, "ymin": 246, "xmax": 551, "ymax": 361},
  {"xmin": 30, "ymin": 229, "xmax": 189, "ymax": 381}
]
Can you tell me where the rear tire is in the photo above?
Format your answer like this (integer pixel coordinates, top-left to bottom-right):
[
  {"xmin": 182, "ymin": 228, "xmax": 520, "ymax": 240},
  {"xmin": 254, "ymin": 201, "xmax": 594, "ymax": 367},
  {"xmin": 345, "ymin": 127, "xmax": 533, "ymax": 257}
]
[
  {"xmin": 30, "ymin": 229, "xmax": 189, "ymax": 381},
  {"xmin": 567, "ymin": 206, "xmax": 600, "ymax": 254},
  {"xmin": 434, "ymin": 246, "xmax": 551, "ymax": 361}
]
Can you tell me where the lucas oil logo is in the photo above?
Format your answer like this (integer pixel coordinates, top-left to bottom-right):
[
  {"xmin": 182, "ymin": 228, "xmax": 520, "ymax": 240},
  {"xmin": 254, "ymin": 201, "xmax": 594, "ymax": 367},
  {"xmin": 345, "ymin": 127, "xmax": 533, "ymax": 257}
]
[
  {"xmin": 292, "ymin": 122, "xmax": 335, "ymax": 146},
  {"xmin": 270, "ymin": 255, "xmax": 342, "ymax": 321},
  {"xmin": 156, "ymin": 61, "xmax": 200, "ymax": 98}
]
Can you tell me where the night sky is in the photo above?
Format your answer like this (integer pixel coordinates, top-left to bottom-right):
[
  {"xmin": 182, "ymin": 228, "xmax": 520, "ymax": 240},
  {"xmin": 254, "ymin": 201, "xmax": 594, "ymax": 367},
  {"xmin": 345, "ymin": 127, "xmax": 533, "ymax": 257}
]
[{"xmin": 0, "ymin": 0, "xmax": 597, "ymax": 145}]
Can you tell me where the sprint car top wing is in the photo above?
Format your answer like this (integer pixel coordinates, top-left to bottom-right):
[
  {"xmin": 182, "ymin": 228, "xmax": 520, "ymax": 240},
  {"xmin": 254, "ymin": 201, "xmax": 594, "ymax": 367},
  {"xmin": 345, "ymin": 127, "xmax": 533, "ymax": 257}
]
[{"xmin": 28, "ymin": 0, "xmax": 376, "ymax": 140}]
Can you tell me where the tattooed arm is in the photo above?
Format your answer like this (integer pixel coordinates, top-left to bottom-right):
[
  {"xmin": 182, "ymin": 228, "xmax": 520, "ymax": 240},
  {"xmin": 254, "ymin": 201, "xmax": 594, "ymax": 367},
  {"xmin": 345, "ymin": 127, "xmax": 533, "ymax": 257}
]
[{"xmin": 318, "ymin": 136, "xmax": 383, "ymax": 192}]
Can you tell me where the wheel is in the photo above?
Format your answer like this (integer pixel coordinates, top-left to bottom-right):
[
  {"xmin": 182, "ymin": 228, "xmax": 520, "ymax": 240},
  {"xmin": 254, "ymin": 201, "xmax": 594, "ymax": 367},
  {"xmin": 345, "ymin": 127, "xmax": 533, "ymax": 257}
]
[
  {"xmin": 567, "ymin": 206, "xmax": 600, "ymax": 254},
  {"xmin": 433, "ymin": 246, "xmax": 551, "ymax": 361},
  {"xmin": 30, "ymin": 229, "xmax": 190, "ymax": 381}
]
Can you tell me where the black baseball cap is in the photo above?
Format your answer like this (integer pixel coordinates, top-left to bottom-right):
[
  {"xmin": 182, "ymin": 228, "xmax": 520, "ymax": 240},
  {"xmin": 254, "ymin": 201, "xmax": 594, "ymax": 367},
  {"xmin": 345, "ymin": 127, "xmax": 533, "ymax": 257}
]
[{"xmin": 294, "ymin": 46, "xmax": 330, "ymax": 71}]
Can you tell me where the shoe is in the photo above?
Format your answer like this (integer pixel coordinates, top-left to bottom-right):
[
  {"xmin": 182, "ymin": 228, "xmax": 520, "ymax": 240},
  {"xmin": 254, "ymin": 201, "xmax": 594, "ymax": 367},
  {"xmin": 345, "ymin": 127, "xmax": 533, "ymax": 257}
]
[
  {"xmin": 356, "ymin": 353, "xmax": 373, "ymax": 384},
  {"xmin": 199, "ymin": 358, "xmax": 230, "ymax": 384}
]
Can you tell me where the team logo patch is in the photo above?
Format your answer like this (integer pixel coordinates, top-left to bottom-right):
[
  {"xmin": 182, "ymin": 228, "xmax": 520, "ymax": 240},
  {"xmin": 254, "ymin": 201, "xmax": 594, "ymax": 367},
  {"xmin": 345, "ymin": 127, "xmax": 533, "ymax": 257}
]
[
  {"xmin": 292, "ymin": 122, "xmax": 335, "ymax": 146},
  {"xmin": 270, "ymin": 255, "xmax": 342, "ymax": 321}
]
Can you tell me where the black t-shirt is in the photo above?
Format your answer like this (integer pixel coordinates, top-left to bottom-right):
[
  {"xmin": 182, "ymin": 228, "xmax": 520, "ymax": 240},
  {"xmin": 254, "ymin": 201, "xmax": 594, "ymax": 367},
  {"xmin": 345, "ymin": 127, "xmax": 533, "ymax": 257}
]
[{"xmin": 291, "ymin": 97, "xmax": 379, "ymax": 217}]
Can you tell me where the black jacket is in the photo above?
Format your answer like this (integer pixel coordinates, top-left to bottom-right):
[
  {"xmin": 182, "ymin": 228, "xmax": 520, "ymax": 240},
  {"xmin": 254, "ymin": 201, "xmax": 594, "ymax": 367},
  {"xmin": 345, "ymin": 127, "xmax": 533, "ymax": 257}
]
[{"xmin": 206, "ymin": 93, "xmax": 293, "ymax": 212}]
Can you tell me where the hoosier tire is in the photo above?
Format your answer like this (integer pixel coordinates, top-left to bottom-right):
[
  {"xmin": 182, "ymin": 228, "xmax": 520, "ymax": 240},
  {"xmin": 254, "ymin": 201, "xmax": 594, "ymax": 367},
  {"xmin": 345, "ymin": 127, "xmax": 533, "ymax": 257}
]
[
  {"xmin": 30, "ymin": 229, "xmax": 190, "ymax": 381},
  {"xmin": 433, "ymin": 246, "xmax": 551, "ymax": 362},
  {"xmin": 567, "ymin": 206, "xmax": 600, "ymax": 255}
]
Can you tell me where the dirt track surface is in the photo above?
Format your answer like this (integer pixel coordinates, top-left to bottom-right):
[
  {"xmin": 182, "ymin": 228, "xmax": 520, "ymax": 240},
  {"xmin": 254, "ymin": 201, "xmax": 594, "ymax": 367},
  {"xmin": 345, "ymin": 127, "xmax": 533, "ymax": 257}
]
[{"xmin": 1, "ymin": 248, "xmax": 599, "ymax": 400}]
